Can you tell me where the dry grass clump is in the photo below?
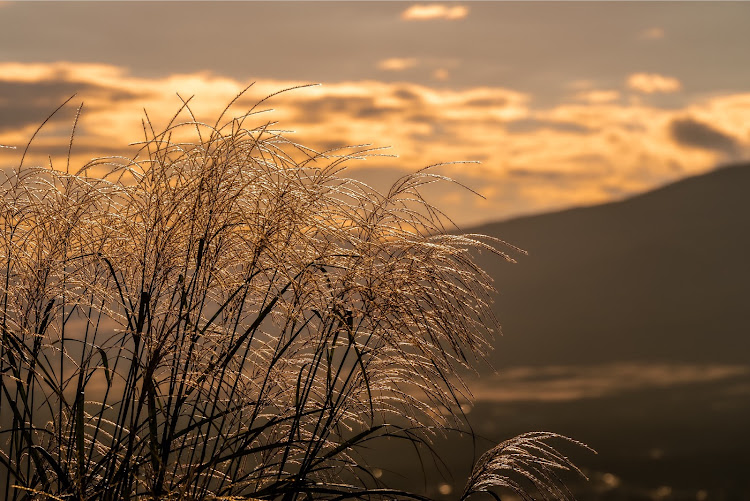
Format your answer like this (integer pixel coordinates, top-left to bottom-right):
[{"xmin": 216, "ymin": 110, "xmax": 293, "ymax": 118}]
[{"xmin": 0, "ymin": 87, "xmax": 587, "ymax": 500}]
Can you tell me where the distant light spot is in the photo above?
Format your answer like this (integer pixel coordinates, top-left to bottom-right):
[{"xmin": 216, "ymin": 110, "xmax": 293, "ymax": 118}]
[
  {"xmin": 649, "ymin": 447, "xmax": 664, "ymax": 460},
  {"xmin": 696, "ymin": 490, "xmax": 708, "ymax": 501},
  {"xmin": 602, "ymin": 472, "xmax": 621, "ymax": 489},
  {"xmin": 653, "ymin": 485, "xmax": 673, "ymax": 500},
  {"xmin": 372, "ymin": 468, "xmax": 383, "ymax": 479},
  {"xmin": 438, "ymin": 483, "xmax": 452, "ymax": 495}
]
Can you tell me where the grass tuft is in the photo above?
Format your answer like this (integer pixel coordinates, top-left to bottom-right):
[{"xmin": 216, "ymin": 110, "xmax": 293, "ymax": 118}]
[{"xmin": 0, "ymin": 88, "xmax": 588, "ymax": 500}]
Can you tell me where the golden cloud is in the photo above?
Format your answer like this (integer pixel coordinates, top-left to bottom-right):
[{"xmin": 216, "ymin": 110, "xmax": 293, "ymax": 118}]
[
  {"xmin": 627, "ymin": 72, "xmax": 682, "ymax": 94},
  {"xmin": 1, "ymin": 62, "xmax": 748, "ymax": 227},
  {"xmin": 574, "ymin": 90, "xmax": 621, "ymax": 104},
  {"xmin": 401, "ymin": 4, "xmax": 468, "ymax": 21},
  {"xmin": 377, "ymin": 58, "xmax": 419, "ymax": 71}
]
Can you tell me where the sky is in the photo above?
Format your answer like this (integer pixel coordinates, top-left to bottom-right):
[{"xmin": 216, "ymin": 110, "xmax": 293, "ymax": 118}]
[{"xmin": 2, "ymin": 1, "xmax": 750, "ymax": 227}]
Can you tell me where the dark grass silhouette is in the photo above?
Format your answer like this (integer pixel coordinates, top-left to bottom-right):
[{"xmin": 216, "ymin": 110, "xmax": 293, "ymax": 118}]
[{"xmin": 0, "ymin": 87, "xmax": 588, "ymax": 500}]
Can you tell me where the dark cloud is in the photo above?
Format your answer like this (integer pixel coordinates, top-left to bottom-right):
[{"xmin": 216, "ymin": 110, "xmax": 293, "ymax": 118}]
[
  {"xmin": 392, "ymin": 88, "xmax": 422, "ymax": 103},
  {"xmin": 0, "ymin": 81, "xmax": 83, "ymax": 131},
  {"xmin": 506, "ymin": 119, "xmax": 590, "ymax": 134},
  {"xmin": 465, "ymin": 97, "xmax": 509, "ymax": 108},
  {"xmin": 508, "ymin": 168, "xmax": 569, "ymax": 180},
  {"xmin": 354, "ymin": 106, "xmax": 401, "ymax": 120},
  {"xmin": 0, "ymin": 81, "xmax": 146, "ymax": 132},
  {"xmin": 0, "ymin": 144, "xmax": 140, "ymax": 173},
  {"xmin": 293, "ymin": 95, "xmax": 415, "ymax": 122},
  {"xmin": 669, "ymin": 117, "xmax": 739, "ymax": 155},
  {"xmin": 293, "ymin": 96, "xmax": 377, "ymax": 123},
  {"xmin": 406, "ymin": 113, "xmax": 438, "ymax": 124},
  {"xmin": 508, "ymin": 155, "xmax": 607, "ymax": 181}
]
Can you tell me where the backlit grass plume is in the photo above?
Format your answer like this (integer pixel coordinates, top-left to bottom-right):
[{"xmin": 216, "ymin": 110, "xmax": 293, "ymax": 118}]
[{"xmin": 0, "ymin": 86, "xmax": 588, "ymax": 500}]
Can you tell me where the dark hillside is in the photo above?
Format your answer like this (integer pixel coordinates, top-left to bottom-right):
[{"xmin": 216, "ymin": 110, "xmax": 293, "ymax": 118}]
[{"xmin": 471, "ymin": 163, "xmax": 750, "ymax": 367}]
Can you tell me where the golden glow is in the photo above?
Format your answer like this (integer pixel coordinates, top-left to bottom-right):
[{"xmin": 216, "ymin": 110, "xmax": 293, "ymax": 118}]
[
  {"xmin": 574, "ymin": 90, "xmax": 621, "ymax": 104},
  {"xmin": 1, "ymin": 62, "xmax": 748, "ymax": 226},
  {"xmin": 401, "ymin": 4, "xmax": 468, "ymax": 21},
  {"xmin": 627, "ymin": 72, "xmax": 682, "ymax": 94},
  {"xmin": 377, "ymin": 58, "xmax": 418, "ymax": 71}
]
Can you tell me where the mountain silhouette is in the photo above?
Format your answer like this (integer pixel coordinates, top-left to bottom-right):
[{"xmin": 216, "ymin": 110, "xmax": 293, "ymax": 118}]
[{"xmin": 470, "ymin": 162, "xmax": 750, "ymax": 368}]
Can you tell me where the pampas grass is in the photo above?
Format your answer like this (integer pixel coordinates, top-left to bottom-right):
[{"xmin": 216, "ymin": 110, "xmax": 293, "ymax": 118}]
[{"xmin": 0, "ymin": 86, "xmax": 588, "ymax": 500}]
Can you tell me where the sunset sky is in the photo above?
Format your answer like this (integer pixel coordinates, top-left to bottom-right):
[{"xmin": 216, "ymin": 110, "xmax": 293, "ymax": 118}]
[{"xmin": 2, "ymin": 1, "xmax": 750, "ymax": 226}]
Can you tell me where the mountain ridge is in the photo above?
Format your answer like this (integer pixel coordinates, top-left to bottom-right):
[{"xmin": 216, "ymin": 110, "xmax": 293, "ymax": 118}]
[{"xmin": 467, "ymin": 162, "xmax": 750, "ymax": 368}]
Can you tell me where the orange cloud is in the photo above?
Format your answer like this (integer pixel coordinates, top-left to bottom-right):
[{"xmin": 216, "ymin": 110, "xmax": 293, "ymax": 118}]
[
  {"xmin": 574, "ymin": 90, "xmax": 620, "ymax": 104},
  {"xmin": 471, "ymin": 363, "xmax": 750, "ymax": 403},
  {"xmin": 377, "ymin": 58, "xmax": 418, "ymax": 71},
  {"xmin": 1, "ymin": 62, "xmax": 749, "ymax": 228},
  {"xmin": 627, "ymin": 72, "xmax": 682, "ymax": 94},
  {"xmin": 401, "ymin": 4, "xmax": 468, "ymax": 21},
  {"xmin": 0, "ymin": 61, "xmax": 126, "ymax": 84}
]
